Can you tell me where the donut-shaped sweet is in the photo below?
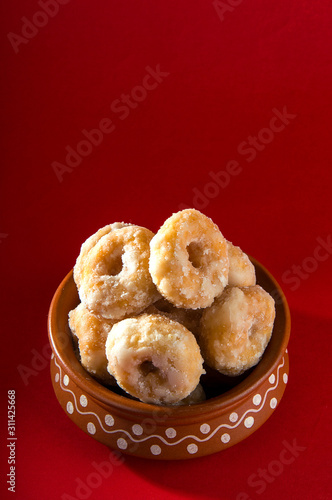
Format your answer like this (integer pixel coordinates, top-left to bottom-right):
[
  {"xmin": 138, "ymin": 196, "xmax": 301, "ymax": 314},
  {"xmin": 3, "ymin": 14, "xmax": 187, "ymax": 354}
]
[
  {"xmin": 227, "ymin": 241, "xmax": 256, "ymax": 287},
  {"xmin": 199, "ymin": 285, "xmax": 275, "ymax": 376},
  {"xmin": 105, "ymin": 314, "xmax": 205, "ymax": 404},
  {"xmin": 74, "ymin": 223, "xmax": 130, "ymax": 288},
  {"xmin": 68, "ymin": 303, "xmax": 116, "ymax": 385},
  {"xmin": 149, "ymin": 209, "xmax": 229, "ymax": 309},
  {"xmin": 79, "ymin": 225, "xmax": 160, "ymax": 320}
]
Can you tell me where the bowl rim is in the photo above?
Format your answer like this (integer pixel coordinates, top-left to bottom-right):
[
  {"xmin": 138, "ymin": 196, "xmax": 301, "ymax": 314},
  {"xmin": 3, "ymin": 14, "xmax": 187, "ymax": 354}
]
[{"xmin": 48, "ymin": 257, "xmax": 290, "ymax": 422}]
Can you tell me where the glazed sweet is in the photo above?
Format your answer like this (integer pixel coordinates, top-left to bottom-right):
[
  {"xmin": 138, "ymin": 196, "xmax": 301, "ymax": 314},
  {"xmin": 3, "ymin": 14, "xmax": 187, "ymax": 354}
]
[
  {"xmin": 199, "ymin": 285, "xmax": 275, "ymax": 376},
  {"xmin": 68, "ymin": 303, "xmax": 116, "ymax": 385},
  {"xmin": 227, "ymin": 241, "xmax": 256, "ymax": 287},
  {"xmin": 149, "ymin": 209, "xmax": 229, "ymax": 309},
  {"xmin": 105, "ymin": 314, "xmax": 205, "ymax": 404},
  {"xmin": 74, "ymin": 223, "xmax": 130, "ymax": 287},
  {"xmin": 79, "ymin": 225, "xmax": 160, "ymax": 320}
]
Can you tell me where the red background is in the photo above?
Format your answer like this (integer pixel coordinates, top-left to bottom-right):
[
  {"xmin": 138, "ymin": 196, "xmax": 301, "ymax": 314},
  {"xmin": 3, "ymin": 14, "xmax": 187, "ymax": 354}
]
[{"xmin": 1, "ymin": 0, "xmax": 332, "ymax": 499}]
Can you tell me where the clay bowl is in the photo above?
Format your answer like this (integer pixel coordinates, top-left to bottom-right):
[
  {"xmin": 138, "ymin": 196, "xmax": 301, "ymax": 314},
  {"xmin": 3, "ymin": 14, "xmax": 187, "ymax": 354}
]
[{"xmin": 48, "ymin": 257, "xmax": 290, "ymax": 460}]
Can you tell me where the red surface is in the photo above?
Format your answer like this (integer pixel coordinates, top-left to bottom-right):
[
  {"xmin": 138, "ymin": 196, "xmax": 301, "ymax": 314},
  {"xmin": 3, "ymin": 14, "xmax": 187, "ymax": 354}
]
[{"xmin": 1, "ymin": 0, "xmax": 332, "ymax": 499}]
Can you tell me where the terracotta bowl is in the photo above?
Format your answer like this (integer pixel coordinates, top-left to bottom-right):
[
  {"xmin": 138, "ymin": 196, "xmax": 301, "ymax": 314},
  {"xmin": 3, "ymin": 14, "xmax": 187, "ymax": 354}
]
[{"xmin": 48, "ymin": 257, "xmax": 290, "ymax": 460}]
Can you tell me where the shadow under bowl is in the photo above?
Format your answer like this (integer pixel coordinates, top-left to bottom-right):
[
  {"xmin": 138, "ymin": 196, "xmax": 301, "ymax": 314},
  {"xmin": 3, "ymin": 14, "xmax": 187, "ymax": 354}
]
[{"xmin": 48, "ymin": 257, "xmax": 290, "ymax": 460}]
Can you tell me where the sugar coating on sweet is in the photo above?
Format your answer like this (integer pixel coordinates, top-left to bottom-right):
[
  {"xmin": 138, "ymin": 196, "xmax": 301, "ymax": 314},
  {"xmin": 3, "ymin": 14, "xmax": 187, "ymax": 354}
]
[
  {"xmin": 227, "ymin": 241, "xmax": 256, "ymax": 287},
  {"xmin": 105, "ymin": 314, "xmax": 205, "ymax": 404},
  {"xmin": 149, "ymin": 209, "xmax": 229, "ymax": 309},
  {"xmin": 74, "ymin": 222, "xmax": 130, "ymax": 287},
  {"xmin": 68, "ymin": 303, "xmax": 116, "ymax": 385},
  {"xmin": 199, "ymin": 285, "xmax": 275, "ymax": 376},
  {"xmin": 70, "ymin": 210, "xmax": 276, "ymax": 405},
  {"xmin": 78, "ymin": 226, "xmax": 160, "ymax": 320}
]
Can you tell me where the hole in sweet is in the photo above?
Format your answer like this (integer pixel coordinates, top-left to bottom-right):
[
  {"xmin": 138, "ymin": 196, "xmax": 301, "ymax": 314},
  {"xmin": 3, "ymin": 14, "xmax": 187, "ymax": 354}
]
[
  {"xmin": 139, "ymin": 360, "xmax": 159, "ymax": 377},
  {"xmin": 187, "ymin": 241, "xmax": 204, "ymax": 269},
  {"xmin": 107, "ymin": 253, "xmax": 123, "ymax": 276}
]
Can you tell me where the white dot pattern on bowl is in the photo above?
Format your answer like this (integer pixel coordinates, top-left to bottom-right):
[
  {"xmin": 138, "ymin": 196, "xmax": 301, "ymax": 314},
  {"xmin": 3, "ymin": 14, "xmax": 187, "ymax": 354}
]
[
  {"xmin": 87, "ymin": 422, "xmax": 96, "ymax": 435},
  {"xmin": 221, "ymin": 433, "xmax": 230, "ymax": 444},
  {"xmin": 253, "ymin": 394, "xmax": 261, "ymax": 406},
  {"xmin": 187, "ymin": 444, "xmax": 198, "ymax": 454},
  {"xmin": 105, "ymin": 414, "xmax": 114, "ymax": 426},
  {"xmin": 66, "ymin": 401, "xmax": 74, "ymax": 414},
  {"xmin": 132, "ymin": 424, "xmax": 143, "ymax": 436},
  {"xmin": 151, "ymin": 445, "xmax": 161, "ymax": 455},
  {"xmin": 229, "ymin": 412, "xmax": 238, "ymax": 423},
  {"xmin": 270, "ymin": 397, "xmax": 277, "ymax": 409},
  {"xmin": 80, "ymin": 395, "xmax": 88, "ymax": 407},
  {"xmin": 53, "ymin": 353, "xmax": 288, "ymax": 457},
  {"xmin": 200, "ymin": 423, "xmax": 210, "ymax": 434},
  {"xmin": 244, "ymin": 416, "xmax": 254, "ymax": 429},
  {"xmin": 165, "ymin": 428, "xmax": 176, "ymax": 438},
  {"xmin": 117, "ymin": 438, "xmax": 127, "ymax": 450}
]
